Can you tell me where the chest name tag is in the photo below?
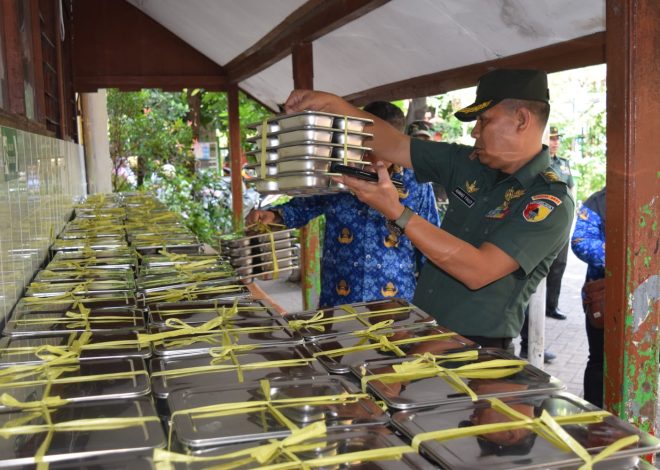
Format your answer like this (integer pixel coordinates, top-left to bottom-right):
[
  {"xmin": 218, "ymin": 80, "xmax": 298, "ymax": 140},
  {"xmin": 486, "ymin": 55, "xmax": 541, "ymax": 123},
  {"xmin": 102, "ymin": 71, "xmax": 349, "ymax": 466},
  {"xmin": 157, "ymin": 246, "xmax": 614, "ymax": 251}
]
[{"xmin": 452, "ymin": 187, "xmax": 475, "ymax": 208}]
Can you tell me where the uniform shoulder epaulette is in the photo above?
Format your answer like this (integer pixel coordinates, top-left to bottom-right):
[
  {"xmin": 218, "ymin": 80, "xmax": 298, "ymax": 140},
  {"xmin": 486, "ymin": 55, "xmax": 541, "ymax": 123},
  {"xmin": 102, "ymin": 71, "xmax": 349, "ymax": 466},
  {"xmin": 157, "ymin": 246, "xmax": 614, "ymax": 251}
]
[{"xmin": 540, "ymin": 167, "xmax": 570, "ymax": 185}]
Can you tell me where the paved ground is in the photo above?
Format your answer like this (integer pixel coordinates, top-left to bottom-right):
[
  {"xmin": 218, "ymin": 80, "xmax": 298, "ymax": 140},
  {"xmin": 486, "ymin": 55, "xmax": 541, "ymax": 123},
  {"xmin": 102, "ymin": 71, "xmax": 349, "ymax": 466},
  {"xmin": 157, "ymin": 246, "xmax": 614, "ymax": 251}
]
[{"xmin": 257, "ymin": 249, "xmax": 590, "ymax": 395}]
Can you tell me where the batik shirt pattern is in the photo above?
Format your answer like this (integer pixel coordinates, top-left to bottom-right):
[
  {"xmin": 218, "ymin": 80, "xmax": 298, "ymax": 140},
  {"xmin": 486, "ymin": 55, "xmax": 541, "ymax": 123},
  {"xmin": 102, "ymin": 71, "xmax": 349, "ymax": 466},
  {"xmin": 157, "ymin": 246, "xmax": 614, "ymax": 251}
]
[
  {"xmin": 279, "ymin": 168, "xmax": 439, "ymax": 308},
  {"xmin": 571, "ymin": 189, "xmax": 606, "ymax": 281}
]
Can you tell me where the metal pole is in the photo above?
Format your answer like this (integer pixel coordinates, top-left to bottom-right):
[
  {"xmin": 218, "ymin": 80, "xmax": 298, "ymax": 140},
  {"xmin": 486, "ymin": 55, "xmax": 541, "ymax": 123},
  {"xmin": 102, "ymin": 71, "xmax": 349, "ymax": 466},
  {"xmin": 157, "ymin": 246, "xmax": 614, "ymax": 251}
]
[{"xmin": 527, "ymin": 278, "xmax": 546, "ymax": 369}]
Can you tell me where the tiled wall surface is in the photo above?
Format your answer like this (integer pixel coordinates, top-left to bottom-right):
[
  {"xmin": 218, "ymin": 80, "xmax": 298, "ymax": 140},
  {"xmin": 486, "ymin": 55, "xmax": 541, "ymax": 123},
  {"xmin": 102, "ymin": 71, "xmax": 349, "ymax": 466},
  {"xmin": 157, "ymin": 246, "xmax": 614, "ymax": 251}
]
[{"xmin": 0, "ymin": 126, "xmax": 85, "ymax": 319}]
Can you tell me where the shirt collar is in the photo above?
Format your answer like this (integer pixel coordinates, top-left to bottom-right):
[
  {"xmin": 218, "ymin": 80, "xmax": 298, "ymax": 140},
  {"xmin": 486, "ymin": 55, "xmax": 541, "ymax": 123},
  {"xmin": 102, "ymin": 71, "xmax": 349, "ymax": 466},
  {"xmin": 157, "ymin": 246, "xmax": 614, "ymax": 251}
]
[{"xmin": 508, "ymin": 145, "xmax": 550, "ymax": 189}]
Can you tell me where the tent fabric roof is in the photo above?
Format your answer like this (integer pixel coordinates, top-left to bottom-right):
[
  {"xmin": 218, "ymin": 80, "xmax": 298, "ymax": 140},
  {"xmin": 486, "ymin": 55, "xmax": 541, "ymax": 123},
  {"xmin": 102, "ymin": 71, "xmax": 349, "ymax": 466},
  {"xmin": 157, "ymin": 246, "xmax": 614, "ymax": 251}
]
[{"xmin": 128, "ymin": 0, "xmax": 604, "ymax": 109}]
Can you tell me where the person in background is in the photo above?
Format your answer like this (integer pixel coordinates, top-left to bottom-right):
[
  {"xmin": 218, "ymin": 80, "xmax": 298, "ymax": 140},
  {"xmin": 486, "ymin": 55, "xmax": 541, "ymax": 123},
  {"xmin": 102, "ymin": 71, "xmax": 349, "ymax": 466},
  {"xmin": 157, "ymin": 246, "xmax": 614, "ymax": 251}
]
[
  {"xmin": 247, "ymin": 101, "xmax": 439, "ymax": 308},
  {"xmin": 283, "ymin": 69, "xmax": 575, "ymax": 348},
  {"xmin": 545, "ymin": 126, "xmax": 575, "ymax": 319},
  {"xmin": 518, "ymin": 126, "xmax": 574, "ymax": 362},
  {"xmin": 406, "ymin": 120, "xmax": 434, "ymax": 141},
  {"xmin": 571, "ymin": 187, "xmax": 605, "ymax": 407}
]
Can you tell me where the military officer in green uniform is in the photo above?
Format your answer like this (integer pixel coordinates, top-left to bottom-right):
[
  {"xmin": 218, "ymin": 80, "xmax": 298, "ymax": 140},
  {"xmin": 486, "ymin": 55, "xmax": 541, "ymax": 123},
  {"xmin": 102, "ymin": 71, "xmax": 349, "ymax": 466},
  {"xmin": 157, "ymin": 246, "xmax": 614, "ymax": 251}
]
[{"xmin": 284, "ymin": 69, "xmax": 575, "ymax": 349}]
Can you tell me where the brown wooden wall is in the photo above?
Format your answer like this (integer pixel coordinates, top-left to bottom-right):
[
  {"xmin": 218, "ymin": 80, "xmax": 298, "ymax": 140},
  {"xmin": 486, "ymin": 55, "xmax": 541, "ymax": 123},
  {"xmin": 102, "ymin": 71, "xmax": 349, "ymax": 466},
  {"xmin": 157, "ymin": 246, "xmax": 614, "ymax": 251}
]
[{"xmin": 0, "ymin": 0, "xmax": 77, "ymax": 140}]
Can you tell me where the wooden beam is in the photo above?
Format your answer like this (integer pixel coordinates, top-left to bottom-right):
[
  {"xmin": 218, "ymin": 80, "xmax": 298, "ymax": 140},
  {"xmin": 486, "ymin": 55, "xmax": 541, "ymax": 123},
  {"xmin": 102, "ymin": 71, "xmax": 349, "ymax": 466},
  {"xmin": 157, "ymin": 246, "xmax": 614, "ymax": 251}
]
[
  {"xmin": 227, "ymin": 84, "xmax": 243, "ymax": 231},
  {"xmin": 226, "ymin": 0, "xmax": 389, "ymax": 83},
  {"xmin": 345, "ymin": 32, "xmax": 605, "ymax": 105},
  {"xmin": 74, "ymin": 75, "xmax": 227, "ymax": 92},
  {"xmin": 604, "ymin": 0, "xmax": 660, "ymax": 434},
  {"xmin": 72, "ymin": 0, "xmax": 227, "ymax": 92},
  {"xmin": 2, "ymin": 0, "xmax": 26, "ymax": 115}
]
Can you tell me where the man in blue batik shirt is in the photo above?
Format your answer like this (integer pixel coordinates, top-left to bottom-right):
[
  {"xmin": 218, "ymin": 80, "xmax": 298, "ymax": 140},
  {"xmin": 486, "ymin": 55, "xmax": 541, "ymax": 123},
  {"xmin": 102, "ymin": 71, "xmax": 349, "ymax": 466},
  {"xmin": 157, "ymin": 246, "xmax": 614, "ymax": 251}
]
[{"xmin": 247, "ymin": 101, "xmax": 439, "ymax": 308}]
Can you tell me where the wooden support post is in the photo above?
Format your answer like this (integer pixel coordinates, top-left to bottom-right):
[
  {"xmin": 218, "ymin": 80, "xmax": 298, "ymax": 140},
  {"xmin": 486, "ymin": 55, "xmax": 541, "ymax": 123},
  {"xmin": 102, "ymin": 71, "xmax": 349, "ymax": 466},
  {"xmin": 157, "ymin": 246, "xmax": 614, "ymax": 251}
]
[
  {"xmin": 292, "ymin": 42, "xmax": 322, "ymax": 310},
  {"xmin": 227, "ymin": 84, "xmax": 243, "ymax": 232},
  {"xmin": 604, "ymin": 0, "xmax": 660, "ymax": 435},
  {"xmin": 29, "ymin": 0, "xmax": 46, "ymax": 125}
]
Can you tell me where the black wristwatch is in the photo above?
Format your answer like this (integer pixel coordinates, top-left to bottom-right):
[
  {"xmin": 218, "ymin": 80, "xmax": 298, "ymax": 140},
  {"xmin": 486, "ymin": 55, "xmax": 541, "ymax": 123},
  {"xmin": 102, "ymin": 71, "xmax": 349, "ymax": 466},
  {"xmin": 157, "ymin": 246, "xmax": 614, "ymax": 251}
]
[{"xmin": 386, "ymin": 206, "xmax": 414, "ymax": 236}]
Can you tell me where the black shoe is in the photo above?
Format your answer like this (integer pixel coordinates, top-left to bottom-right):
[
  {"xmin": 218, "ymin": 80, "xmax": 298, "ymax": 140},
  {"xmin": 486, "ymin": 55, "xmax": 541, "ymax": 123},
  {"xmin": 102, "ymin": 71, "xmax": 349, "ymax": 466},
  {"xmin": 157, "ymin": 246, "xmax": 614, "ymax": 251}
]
[
  {"xmin": 546, "ymin": 309, "xmax": 567, "ymax": 320},
  {"xmin": 519, "ymin": 348, "xmax": 556, "ymax": 363}
]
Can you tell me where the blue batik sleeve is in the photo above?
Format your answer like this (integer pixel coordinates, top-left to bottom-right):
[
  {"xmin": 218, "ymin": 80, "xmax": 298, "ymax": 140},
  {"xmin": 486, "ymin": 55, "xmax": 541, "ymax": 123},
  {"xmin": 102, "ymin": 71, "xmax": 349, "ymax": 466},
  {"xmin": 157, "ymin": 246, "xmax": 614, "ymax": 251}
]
[
  {"xmin": 279, "ymin": 195, "xmax": 328, "ymax": 229},
  {"xmin": 571, "ymin": 206, "xmax": 605, "ymax": 268}
]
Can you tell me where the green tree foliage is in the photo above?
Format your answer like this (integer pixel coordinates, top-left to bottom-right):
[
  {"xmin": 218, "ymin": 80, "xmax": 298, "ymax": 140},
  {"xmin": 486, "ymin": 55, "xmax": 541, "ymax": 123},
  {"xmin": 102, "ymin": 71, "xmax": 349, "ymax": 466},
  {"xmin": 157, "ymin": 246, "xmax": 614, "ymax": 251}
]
[{"xmin": 107, "ymin": 88, "xmax": 271, "ymax": 243}]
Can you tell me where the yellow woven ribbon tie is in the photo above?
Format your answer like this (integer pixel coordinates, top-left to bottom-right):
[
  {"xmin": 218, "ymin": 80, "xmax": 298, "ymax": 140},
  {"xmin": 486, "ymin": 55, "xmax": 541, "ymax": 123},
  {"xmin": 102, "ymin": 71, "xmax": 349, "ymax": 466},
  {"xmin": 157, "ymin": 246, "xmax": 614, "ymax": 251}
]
[
  {"xmin": 314, "ymin": 330, "xmax": 458, "ymax": 359},
  {"xmin": 411, "ymin": 397, "xmax": 640, "ymax": 470},
  {"xmin": 360, "ymin": 351, "xmax": 526, "ymax": 399},
  {"xmin": 144, "ymin": 283, "xmax": 244, "ymax": 303},
  {"xmin": 287, "ymin": 305, "xmax": 413, "ymax": 333}
]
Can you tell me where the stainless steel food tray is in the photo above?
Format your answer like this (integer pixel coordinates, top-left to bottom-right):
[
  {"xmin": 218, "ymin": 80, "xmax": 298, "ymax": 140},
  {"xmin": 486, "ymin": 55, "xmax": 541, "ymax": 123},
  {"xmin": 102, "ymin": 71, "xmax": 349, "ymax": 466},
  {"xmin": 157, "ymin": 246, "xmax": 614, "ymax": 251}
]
[
  {"xmin": 221, "ymin": 238, "xmax": 294, "ymax": 257},
  {"xmin": 50, "ymin": 238, "xmax": 129, "ymax": 252},
  {"xmin": 177, "ymin": 425, "xmax": 433, "ymax": 469},
  {"xmin": 168, "ymin": 375, "xmax": 387, "ymax": 449},
  {"xmin": 248, "ymin": 111, "xmax": 372, "ymax": 133},
  {"xmin": 285, "ymin": 298, "xmax": 437, "ymax": 341},
  {"xmin": 33, "ymin": 268, "xmax": 134, "ymax": 283},
  {"xmin": 251, "ymin": 170, "xmax": 347, "ymax": 195},
  {"xmin": 151, "ymin": 323, "xmax": 302, "ymax": 358},
  {"xmin": 391, "ymin": 392, "xmax": 660, "ymax": 470},
  {"xmin": 234, "ymin": 256, "xmax": 296, "ymax": 276},
  {"xmin": 248, "ymin": 155, "xmax": 370, "ymax": 177},
  {"xmin": 50, "ymin": 247, "xmax": 136, "ymax": 260},
  {"xmin": 148, "ymin": 300, "xmax": 274, "ymax": 327},
  {"xmin": 229, "ymin": 248, "xmax": 297, "ymax": 267},
  {"xmin": 11, "ymin": 295, "xmax": 137, "ymax": 315},
  {"xmin": 24, "ymin": 279, "xmax": 135, "ymax": 298},
  {"xmin": 353, "ymin": 348, "xmax": 565, "ymax": 410},
  {"xmin": 247, "ymin": 141, "xmax": 370, "ymax": 164},
  {"xmin": 305, "ymin": 323, "xmax": 478, "ymax": 374},
  {"xmin": 0, "ymin": 357, "xmax": 151, "ymax": 410},
  {"xmin": 0, "ymin": 397, "xmax": 165, "ymax": 467},
  {"xmin": 3, "ymin": 308, "xmax": 146, "ymax": 337},
  {"xmin": 219, "ymin": 228, "xmax": 296, "ymax": 248},
  {"xmin": 248, "ymin": 126, "xmax": 371, "ymax": 149},
  {"xmin": 0, "ymin": 332, "xmax": 151, "ymax": 367},
  {"xmin": 150, "ymin": 345, "xmax": 326, "ymax": 402}
]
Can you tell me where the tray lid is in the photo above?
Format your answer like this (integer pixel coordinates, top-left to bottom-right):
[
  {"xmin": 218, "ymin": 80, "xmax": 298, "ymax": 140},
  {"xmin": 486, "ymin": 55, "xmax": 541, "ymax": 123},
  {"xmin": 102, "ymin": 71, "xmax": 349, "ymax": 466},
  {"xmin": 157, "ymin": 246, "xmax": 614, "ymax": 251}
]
[{"xmin": 391, "ymin": 391, "xmax": 660, "ymax": 470}]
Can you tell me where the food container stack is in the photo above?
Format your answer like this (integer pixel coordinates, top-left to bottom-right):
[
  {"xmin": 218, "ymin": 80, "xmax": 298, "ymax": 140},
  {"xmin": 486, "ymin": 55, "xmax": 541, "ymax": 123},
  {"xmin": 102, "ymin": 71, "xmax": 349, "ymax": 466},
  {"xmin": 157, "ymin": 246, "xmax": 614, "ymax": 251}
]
[
  {"xmin": 219, "ymin": 226, "xmax": 299, "ymax": 281},
  {"xmin": 245, "ymin": 111, "xmax": 374, "ymax": 196},
  {"xmin": 0, "ymin": 194, "xmax": 166, "ymax": 467}
]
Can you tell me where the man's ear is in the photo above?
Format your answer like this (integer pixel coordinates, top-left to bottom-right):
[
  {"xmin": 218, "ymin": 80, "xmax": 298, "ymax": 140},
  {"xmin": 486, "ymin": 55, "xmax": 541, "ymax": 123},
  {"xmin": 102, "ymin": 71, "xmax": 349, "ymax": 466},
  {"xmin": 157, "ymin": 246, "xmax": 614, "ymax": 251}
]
[{"xmin": 516, "ymin": 107, "xmax": 532, "ymax": 132}]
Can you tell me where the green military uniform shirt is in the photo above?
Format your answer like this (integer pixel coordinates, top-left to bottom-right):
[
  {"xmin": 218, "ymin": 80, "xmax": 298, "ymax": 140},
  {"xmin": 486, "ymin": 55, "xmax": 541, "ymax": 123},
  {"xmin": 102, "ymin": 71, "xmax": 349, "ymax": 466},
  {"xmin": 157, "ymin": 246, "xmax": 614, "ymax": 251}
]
[
  {"xmin": 550, "ymin": 155, "xmax": 574, "ymax": 189},
  {"xmin": 410, "ymin": 139, "xmax": 575, "ymax": 338}
]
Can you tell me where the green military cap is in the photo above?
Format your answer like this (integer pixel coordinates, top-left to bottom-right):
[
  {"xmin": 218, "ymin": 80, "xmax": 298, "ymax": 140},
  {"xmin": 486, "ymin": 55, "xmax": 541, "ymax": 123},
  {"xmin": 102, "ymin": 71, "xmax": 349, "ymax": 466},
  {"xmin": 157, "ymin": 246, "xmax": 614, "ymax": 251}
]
[
  {"xmin": 549, "ymin": 126, "xmax": 561, "ymax": 137},
  {"xmin": 454, "ymin": 69, "xmax": 550, "ymax": 122}
]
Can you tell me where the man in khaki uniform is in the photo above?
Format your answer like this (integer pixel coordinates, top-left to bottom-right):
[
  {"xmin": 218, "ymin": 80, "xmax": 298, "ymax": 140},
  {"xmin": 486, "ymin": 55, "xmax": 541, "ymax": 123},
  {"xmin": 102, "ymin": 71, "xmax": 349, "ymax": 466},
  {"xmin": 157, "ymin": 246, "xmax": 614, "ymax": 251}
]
[{"xmin": 284, "ymin": 69, "xmax": 574, "ymax": 348}]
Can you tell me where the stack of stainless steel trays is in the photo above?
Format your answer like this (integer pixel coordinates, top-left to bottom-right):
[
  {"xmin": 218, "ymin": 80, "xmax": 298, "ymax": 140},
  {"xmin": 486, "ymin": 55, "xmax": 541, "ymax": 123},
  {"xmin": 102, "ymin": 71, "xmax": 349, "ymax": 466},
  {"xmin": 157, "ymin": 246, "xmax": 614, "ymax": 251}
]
[
  {"xmin": 164, "ymin": 425, "xmax": 433, "ymax": 469},
  {"xmin": 391, "ymin": 392, "xmax": 660, "ymax": 469},
  {"xmin": 245, "ymin": 111, "xmax": 373, "ymax": 196},
  {"xmin": 305, "ymin": 322, "xmax": 478, "ymax": 374},
  {"xmin": 167, "ymin": 375, "xmax": 388, "ymax": 451},
  {"xmin": 150, "ymin": 344, "xmax": 327, "ymax": 414},
  {"xmin": 0, "ymin": 398, "xmax": 165, "ymax": 467},
  {"xmin": 353, "ymin": 348, "xmax": 565, "ymax": 410},
  {"xmin": 219, "ymin": 228, "xmax": 299, "ymax": 280},
  {"xmin": 284, "ymin": 298, "xmax": 437, "ymax": 341},
  {"xmin": 150, "ymin": 314, "xmax": 301, "ymax": 358}
]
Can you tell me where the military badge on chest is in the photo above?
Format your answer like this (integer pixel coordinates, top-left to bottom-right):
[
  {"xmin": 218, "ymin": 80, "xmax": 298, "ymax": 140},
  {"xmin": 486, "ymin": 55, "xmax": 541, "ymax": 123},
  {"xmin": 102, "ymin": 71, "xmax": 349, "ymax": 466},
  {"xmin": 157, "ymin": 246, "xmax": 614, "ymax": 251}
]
[{"xmin": 485, "ymin": 187, "xmax": 526, "ymax": 219}]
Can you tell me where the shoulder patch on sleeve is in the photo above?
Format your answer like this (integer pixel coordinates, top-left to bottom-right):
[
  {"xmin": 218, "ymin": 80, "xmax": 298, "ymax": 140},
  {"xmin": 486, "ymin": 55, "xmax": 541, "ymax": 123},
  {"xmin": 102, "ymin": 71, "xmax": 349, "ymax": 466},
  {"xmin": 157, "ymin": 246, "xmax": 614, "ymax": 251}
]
[
  {"xmin": 522, "ymin": 199, "xmax": 557, "ymax": 222},
  {"xmin": 532, "ymin": 194, "xmax": 562, "ymax": 205}
]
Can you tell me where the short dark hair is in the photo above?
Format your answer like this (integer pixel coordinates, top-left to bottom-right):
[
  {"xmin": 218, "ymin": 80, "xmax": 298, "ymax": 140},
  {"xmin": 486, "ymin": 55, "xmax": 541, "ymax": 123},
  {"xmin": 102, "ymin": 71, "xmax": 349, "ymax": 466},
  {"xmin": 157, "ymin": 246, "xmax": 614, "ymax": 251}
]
[
  {"xmin": 363, "ymin": 101, "xmax": 405, "ymax": 132},
  {"xmin": 502, "ymin": 99, "xmax": 550, "ymax": 128}
]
